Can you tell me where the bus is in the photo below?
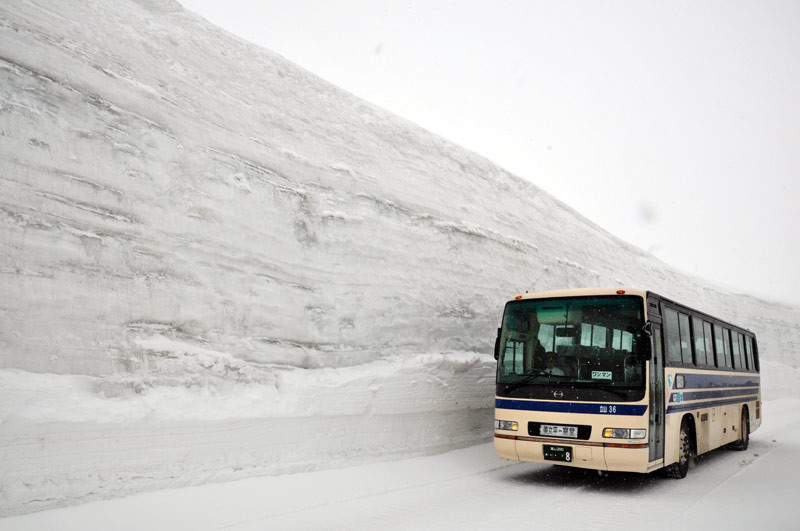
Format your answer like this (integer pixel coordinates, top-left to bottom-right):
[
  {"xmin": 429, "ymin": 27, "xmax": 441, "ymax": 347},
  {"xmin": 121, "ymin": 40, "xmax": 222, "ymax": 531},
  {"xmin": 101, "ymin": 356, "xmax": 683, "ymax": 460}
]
[{"xmin": 493, "ymin": 288, "xmax": 761, "ymax": 478}]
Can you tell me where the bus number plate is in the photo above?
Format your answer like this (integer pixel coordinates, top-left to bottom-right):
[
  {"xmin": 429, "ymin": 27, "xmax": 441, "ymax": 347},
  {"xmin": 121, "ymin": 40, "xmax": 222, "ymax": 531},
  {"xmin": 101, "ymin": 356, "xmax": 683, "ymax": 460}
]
[
  {"xmin": 540, "ymin": 424, "xmax": 578, "ymax": 438},
  {"xmin": 543, "ymin": 444, "xmax": 573, "ymax": 462}
]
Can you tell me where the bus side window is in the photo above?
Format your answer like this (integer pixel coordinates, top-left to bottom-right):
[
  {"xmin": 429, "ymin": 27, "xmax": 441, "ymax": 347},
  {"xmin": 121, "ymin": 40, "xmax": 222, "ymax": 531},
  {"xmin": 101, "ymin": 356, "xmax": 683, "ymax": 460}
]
[
  {"xmin": 744, "ymin": 336, "xmax": 753, "ymax": 371},
  {"xmin": 691, "ymin": 316, "xmax": 706, "ymax": 366},
  {"xmin": 731, "ymin": 332, "xmax": 742, "ymax": 369},
  {"xmin": 664, "ymin": 308, "xmax": 682, "ymax": 364},
  {"xmin": 751, "ymin": 337, "xmax": 760, "ymax": 372},
  {"xmin": 713, "ymin": 324, "xmax": 724, "ymax": 368},
  {"xmin": 722, "ymin": 328, "xmax": 732, "ymax": 368},
  {"xmin": 703, "ymin": 321, "xmax": 714, "ymax": 367},
  {"xmin": 737, "ymin": 333, "xmax": 746, "ymax": 370},
  {"xmin": 678, "ymin": 313, "xmax": 693, "ymax": 365}
]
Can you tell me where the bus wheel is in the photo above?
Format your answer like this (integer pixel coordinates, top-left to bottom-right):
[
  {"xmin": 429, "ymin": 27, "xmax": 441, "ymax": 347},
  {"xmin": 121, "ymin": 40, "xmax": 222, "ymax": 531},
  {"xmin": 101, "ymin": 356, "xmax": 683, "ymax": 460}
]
[
  {"xmin": 665, "ymin": 419, "xmax": 691, "ymax": 479},
  {"xmin": 731, "ymin": 409, "xmax": 750, "ymax": 451}
]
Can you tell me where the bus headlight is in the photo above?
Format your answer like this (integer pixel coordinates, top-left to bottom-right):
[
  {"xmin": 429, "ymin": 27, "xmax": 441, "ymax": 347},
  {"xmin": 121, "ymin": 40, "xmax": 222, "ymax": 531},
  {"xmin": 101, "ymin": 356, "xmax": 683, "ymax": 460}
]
[
  {"xmin": 603, "ymin": 428, "xmax": 646, "ymax": 439},
  {"xmin": 494, "ymin": 420, "xmax": 519, "ymax": 431}
]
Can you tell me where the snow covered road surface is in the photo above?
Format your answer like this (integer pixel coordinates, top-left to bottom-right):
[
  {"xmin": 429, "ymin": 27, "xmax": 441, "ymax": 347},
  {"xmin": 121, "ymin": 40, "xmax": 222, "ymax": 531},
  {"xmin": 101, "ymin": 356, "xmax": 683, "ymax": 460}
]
[{"xmin": 4, "ymin": 398, "xmax": 797, "ymax": 531}]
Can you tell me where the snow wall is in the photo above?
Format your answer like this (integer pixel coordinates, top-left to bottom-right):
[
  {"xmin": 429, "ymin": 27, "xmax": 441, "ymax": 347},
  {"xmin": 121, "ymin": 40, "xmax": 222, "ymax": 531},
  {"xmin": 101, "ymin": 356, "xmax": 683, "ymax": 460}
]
[{"xmin": 1, "ymin": 0, "xmax": 799, "ymax": 515}]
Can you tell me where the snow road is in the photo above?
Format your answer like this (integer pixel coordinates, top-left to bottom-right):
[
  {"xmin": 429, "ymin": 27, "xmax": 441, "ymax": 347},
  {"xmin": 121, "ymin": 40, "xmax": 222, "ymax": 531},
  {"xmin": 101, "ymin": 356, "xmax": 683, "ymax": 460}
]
[{"xmin": 4, "ymin": 398, "xmax": 798, "ymax": 531}]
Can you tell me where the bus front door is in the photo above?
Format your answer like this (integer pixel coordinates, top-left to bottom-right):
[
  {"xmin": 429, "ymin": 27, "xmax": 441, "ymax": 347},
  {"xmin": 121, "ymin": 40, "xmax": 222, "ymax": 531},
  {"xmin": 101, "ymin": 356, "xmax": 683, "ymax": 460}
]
[{"xmin": 649, "ymin": 324, "xmax": 665, "ymax": 463}]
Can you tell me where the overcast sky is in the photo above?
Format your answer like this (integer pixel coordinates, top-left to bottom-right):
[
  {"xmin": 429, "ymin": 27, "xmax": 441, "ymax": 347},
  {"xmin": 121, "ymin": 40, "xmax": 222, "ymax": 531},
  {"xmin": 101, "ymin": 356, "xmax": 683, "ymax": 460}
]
[{"xmin": 180, "ymin": 0, "xmax": 799, "ymax": 304}]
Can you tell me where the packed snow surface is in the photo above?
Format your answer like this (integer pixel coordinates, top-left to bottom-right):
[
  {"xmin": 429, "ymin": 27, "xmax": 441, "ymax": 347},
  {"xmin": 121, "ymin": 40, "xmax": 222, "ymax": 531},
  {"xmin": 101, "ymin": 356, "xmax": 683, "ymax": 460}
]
[
  {"xmin": 4, "ymin": 398, "xmax": 799, "ymax": 530},
  {"xmin": 1, "ymin": 0, "xmax": 799, "ymax": 518}
]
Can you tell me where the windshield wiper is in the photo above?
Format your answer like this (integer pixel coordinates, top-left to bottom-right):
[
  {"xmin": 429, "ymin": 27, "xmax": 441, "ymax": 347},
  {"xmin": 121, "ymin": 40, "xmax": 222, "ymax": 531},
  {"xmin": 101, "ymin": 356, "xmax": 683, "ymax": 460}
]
[
  {"xmin": 503, "ymin": 375, "xmax": 539, "ymax": 393},
  {"xmin": 502, "ymin": 373, "xmax": 544, "ymax": 393}
]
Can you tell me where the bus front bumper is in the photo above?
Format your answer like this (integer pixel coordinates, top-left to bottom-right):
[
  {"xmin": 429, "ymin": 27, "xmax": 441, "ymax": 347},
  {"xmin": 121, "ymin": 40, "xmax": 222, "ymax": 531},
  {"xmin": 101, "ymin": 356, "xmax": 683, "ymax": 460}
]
[{"xmin": 494, "ymin": 434, "xmax": 650, "ymax": 473}]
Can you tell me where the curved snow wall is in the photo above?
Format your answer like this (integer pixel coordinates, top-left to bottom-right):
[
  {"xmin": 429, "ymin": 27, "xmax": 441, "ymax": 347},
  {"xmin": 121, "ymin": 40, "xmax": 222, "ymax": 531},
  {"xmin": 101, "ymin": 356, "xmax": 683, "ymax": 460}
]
[{"xmin": 1, "ymin": 0, "xmax": 799, "ymax": 379}]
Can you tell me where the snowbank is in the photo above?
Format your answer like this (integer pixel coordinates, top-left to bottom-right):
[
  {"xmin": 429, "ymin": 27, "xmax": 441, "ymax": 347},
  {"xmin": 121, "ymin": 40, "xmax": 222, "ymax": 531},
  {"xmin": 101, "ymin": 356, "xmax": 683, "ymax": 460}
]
[{"xmin": 0, "ymin": 353, "xmax": 495, "ymax": 515}]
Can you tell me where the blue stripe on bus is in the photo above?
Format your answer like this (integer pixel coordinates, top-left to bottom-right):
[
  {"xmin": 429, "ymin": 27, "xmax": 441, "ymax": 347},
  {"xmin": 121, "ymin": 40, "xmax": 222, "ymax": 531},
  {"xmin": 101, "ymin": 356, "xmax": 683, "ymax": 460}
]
[
  {"xmin": 669, "ymin": 387, "xmax": 758, "ymax": 403},
  {"xmin": 495, "ymin": 399, "xmax": 647, "ymax": 416},
  {"xmin": 678, "ymin": 373, "xmax": 760, "ymax": 389},
  {"xmin": 665, "ymin": 395, "xmax": 759, "ymax": 414}
]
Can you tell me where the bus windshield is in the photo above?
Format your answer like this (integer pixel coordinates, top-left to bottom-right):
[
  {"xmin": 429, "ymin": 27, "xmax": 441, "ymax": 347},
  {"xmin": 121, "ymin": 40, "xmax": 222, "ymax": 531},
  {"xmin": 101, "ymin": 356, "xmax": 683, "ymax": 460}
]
[{"xmin": 497, "ymin": 296, "xmax": 646, "ymax": 393}]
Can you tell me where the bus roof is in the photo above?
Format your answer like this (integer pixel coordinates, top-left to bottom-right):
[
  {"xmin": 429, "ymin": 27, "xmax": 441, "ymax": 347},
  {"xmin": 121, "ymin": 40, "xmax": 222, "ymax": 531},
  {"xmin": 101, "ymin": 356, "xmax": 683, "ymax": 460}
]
[
  {"xmin": 505, "ymin": 287, "xmax": 753, "ymax": 336},
  {"xmin": 506, "ymin": 287, "xmax": 648, "ymax": 302}
]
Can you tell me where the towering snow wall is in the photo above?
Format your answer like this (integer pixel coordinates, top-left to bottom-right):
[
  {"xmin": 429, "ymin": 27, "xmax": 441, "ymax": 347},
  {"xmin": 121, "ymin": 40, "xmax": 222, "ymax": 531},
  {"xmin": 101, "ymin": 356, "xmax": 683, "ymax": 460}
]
[
  {"xmin": 1, "ymin": 0, "xmax": 796, "ymax": 378},
  {"xmin": 1, "ymin": 0, "xmax": 799, "ymax": 515}
]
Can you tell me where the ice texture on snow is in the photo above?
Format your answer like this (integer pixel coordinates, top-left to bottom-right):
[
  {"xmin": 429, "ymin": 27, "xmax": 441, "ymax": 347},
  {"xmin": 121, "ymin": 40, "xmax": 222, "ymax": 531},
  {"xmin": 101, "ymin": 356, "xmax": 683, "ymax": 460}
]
[{"xmin": 1, "ymin": 0, "xmax": 799, "ymax": 516}]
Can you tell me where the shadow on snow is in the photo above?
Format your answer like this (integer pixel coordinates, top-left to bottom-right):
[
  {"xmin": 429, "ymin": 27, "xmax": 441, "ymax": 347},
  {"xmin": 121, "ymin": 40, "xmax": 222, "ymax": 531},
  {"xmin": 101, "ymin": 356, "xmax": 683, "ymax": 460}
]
[{"xmin": 502, "ymin": 442, "xmax": 751, "ymax": 493}]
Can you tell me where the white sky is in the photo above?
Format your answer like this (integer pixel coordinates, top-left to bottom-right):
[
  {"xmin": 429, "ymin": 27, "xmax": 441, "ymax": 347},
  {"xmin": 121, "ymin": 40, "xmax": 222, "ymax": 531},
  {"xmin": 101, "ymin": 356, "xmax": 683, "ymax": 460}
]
[{"xmin": 180, "ymin": 0, "xmax": 800, "ymax": 303}]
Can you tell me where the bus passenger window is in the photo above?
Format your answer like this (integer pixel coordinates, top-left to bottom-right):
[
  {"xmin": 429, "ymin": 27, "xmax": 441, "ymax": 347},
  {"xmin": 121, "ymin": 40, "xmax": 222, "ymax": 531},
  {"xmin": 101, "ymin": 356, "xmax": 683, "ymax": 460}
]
[
  {"xmin": 678, "ymin": 313, "xmax": 692, "ymax": 365},
  {"xmin": 751, "ymin": 337, "xmax": 760, "ymax": 371},
  {"xmin": 722, "ymin": 328, "xmax": 732, "ymax": 368},
  {"xmin": 621, "ymin": 331, "xmax": 633, "ymax": 351},
  {"xmin": 744, "ymin": 336, "xmax": 753, "ymax": 370},
  {"xmin": 738, "ymin": 334, "xmax": 746, "ymax": 370},
  {"xmin": 664, "ymin": 309, "xmax": 682, "ymax": 364},
  {"xmin": 612, "ymin": 329, "xmax": 622, "ymax": 349},
  {"xmin": 713, "ymin": 324, "xmax": 725, "ymax": 367},
  {"xmin": 692, "ymin": 317, "xmax": 707, "ymax": 366},
  {"xmin": 703, "ymin": 321, "xmax": 714, "ymax": 366},
  {"xmin": 538, "ymin": 324, "xmax": 555, "ymax": 353},
  {"xmin": 592, "ymin": 325, "xmax": 607, "ymax": 348},
  {"xmin": 731, "ymin": 332, "xmax": 742, "ymax": 369}
]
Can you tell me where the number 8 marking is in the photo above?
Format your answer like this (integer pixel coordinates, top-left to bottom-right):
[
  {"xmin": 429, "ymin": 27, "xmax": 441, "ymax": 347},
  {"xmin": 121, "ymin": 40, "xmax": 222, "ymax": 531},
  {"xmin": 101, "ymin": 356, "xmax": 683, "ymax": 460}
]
[{"xmin": 565, "ymin": 452, "xmax": 571, "ymax": 462}]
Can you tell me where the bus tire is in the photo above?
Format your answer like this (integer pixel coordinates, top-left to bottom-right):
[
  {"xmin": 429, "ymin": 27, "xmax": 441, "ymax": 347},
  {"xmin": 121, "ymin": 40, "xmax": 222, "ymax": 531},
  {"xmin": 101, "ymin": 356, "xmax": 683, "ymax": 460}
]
[
  {"xmin": 731, "ymin": 409, "xmax": 750, "ymax": 451},
  {"xmin": 665, "ymin": 419, "xmax": 691, "ymax": 479}
]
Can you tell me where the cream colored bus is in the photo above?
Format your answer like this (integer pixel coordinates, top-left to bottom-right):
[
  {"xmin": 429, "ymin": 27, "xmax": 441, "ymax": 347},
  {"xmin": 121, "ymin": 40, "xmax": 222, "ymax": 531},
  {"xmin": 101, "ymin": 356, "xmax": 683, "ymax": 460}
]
[{"xmin": 493, "ymin": 288, "xmax": 761, "ymax": 478}]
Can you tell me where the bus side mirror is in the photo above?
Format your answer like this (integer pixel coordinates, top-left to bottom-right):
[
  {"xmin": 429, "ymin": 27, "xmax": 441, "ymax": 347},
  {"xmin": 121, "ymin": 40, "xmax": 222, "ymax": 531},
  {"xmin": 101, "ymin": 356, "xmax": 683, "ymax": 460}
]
[{"xmin": 494, "ymin": 328, "xmax": 501, "ymax": 360}]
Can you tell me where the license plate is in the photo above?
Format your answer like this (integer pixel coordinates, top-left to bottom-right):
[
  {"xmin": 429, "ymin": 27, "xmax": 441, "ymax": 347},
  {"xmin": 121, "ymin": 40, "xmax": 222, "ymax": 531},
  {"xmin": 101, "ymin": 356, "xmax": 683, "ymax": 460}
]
[
  {"xmin": 539, "ymin": 424, "xmax": 578, "ymax": 438},
  {"xmin": 543, "ymin": 444, "xmax": 573, "ymax": 462}
]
